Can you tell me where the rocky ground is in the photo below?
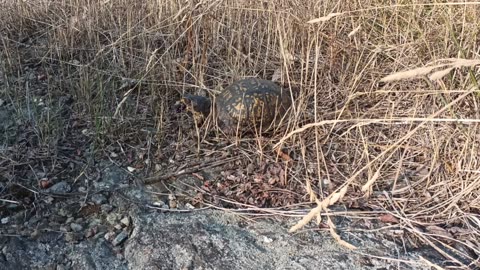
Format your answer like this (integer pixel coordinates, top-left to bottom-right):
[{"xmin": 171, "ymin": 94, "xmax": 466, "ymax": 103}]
[
  {"xmin": 0, "ymin": 37, "xmax": 470, "ymax": 270},
  {"xmin": 0, "ymin": 151, "xmax": 445, "ymax": 270}
]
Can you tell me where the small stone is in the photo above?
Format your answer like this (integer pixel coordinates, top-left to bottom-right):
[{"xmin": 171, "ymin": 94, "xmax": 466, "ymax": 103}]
[
  {"xmin": 112, "ymin": 231, "xmax": 128, "ymax": 246},
  {"xmin": 114, "ymin": 224, "xmax": 123, "ymax": 230},
  {"xmin": 152, "ymin": 201, "xmax": 165, "ymax": 207},
  {"xmin": 88, "ymin": 219, "xmax": 101, "ymax": 227},
  {"xmin": 70, "ymin": 223, "xmax": 83, "ymax": 232},
  {"xmin": 91, "ymin": 194, "xmax": 108, "ymax": 205},
  {"xmin": 120, "ymin": 217, "xmax": 130, "ymax": 227},
  {"xmin": 106, "ymin": 213, "xmax": 120, "ymax": 225},
  {"xmin": 94, "ymin": 231, "xmax": 107, "ymax": 239},
  {"xmin": 49, "ymin": 214, "xmax": 67, "ymax": 224},
  {"xmin": 1, "ymin": 217, "xmax": 9, "ymax": 224},
  {"xmin": 57, "ymin": 209, "xmax": 69, "ymax": 217},
  {"xmin": 44, "ymin": 196, "xmax": 54, "ymax": 204},
  {"xmin": 28, "ymin": 216, "xmax": 41, "ymax": 225},
  {"xmin": 85, "ymin": 230, "xmax": 94, "ymax": 238},
  {"xmin": 101, "ymin": 204, "xmax": 113, "ymax": 213},
  {"xmin": 65, "ymin": 233, "xmax": 75, "ymax": 242},
  {"xmin": 168, "ymin": 194, "xmax": 177, "ymax": 209},
  {"xmin": 74, "ymin": 218, "xmax": 84, "ymax": 223},
  {"xmin": 47, "ymin": 181, "xmax": 71, "ymax": 194},
  {"xmin": 104, "ymin": 231, "xmax": 116, "ymax": 241},
  {"xmin": 66, "ymin": 217, "xmax": 74, "ymax": 223},
  {"xmin": 262, "ymin": 236, "xmax": 273, "ymax": 243},
  {"xmin": 59, "ymin": 225, "xmax": 70, "ymax": 233},
  {"xmin": 30, "ymin": 229, "xmax": 39, "ymax": 238}
]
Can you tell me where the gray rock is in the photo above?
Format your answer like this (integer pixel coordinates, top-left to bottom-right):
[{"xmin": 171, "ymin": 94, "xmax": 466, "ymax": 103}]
[
  {"xmin": 106, "ymin": 213, "xmax": 120, "ymax": 225},
  {"xmin": 94, "ymin": 164, "xmax": 129, "ymax": 190},
  {"xmin": 112, "ymin": 231, "xmax": 128, "ymax": 246},
  {"xmin": 91, "ymin": 194, "xmax": 108, "ymax": 205},
  {"xmin": 70, "ymin": 223, "xmax": 83, "ymax": 232},
  {"xmin": 119, "ymin": 217, "xmax": 130, "ymax": 227},
  {"xmin": 47, "ymin": 181, "xmax": 72, "ymax": 194},
  {"xmin": 101, "ymin": 204, "xmax": 114, "ymax": 213},
  {"xmin": 0, "ymin": 210, "xmax": 441, "ymax": 270},
  {"xmin": 124, "ymin": 210, "xmax": 432, "ymax": 270}
]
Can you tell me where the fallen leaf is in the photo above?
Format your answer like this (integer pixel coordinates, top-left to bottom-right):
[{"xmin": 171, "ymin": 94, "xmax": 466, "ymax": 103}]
[
  {"xmin": 39, "ymin": 178, "xmax": 51, "ymax": 189},
  {"xmin": 379, "ymin": 214, "xmax": 399, "ymax": 224},
  {"xmin": 426, "ymin": 225, "xmax": 453, "ymax": 239},
  {"xmin": 276, "ymin": 148, "xmax": 292, "ymax": 162}
]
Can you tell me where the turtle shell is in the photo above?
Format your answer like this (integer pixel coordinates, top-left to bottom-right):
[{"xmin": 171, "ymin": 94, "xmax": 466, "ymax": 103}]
[{"xmin": 214, "ymin": 78, "xmax": 291, "ymax": 133}]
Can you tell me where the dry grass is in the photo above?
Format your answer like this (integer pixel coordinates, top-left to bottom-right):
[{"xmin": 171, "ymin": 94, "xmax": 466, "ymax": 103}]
[{"xmin": 1, "ymin": 0, "xmax": 480, "ymax": 268}]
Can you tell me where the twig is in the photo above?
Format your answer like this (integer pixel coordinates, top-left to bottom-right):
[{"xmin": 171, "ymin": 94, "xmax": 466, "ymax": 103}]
[{"xmin": 140, "ymin": 156, "xmax": 240, "ymax": 186}]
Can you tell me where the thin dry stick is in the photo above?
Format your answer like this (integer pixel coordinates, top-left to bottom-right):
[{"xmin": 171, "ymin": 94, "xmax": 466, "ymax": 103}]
[{"xmin": 140, "ymin": 157, "xmax": 239, "ymax": 185}]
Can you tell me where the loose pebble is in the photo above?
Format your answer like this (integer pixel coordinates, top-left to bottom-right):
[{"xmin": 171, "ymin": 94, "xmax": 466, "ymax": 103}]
[
  {"xmin": 262, "ymin": 236, "xmax": 273, "ymax": 243},
  {"xmin": 85, "ymin": 228, "xmax": 95, "ymax": 238},
  {"xmin": 47, "ymin": 181, "xmax": 72, "ymax": 194},
  {"xmin": 152, "ymin": 201, "xmax": 165, "ymax": 207},
  {"xmin": 104, "ymin": 231, "xmax": 116, "ymax": 241},
  {"xmin": 91, "ymin": 194, "xmax": 108, "ymax": 205},
  {"xmin": 1, "ymin": 217, "xmax": 9, "ymax": 224},
  {"xmin": 112, "ymin": 231, "xmax": 128, "ymax": 246},
  {"xmin": 65, "ymin": 233, "xmax": 75, "ymax": 242},
  {"xmin": 101, "ymin": 204, "xmax": 114, "ymax": 213},
  {"xmin": 120, "ymin": 217, "xmax": 130, "ymax": 227},
  {"xmin": 70, "ymin": 223, "xmax": 83, "ymax": 232},
  {"xmin": 59, "ymin": 226, "xmax": 70, "ymax": 233},
  {"xmin": 106, "ymin": 213, "xmax": 120, "ymax": 225}
]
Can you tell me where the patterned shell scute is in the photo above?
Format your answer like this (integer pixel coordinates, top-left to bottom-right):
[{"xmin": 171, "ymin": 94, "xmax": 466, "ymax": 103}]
[{"xmin": 215, "ymin": 78, "xmax": 291, "ymax": 131}]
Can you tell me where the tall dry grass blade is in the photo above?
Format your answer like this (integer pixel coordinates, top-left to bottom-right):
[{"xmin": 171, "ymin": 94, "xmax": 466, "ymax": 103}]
[
  {"xmin": 289, "ymin": 185, "xmax": 348, "ymax": 233},
  {"xmin": 380, "ymin": 58, "xmax": 480, "ymax": 82},
  {"xmin": 428, "ymin": 67, "xmax": 454, "ymax": 81},
  {"xmin": 328, "ymin": 217, "xmax": 357, "ymax": 250},
  {"xmin": 306, "ymin": 12, "xmax": 344, "ymax": 24},
  {"xmin": 288, "ymin": 204, "xmax": 323, "ymax": 233},
  {"xmin": 380, "ymin": 64, "xmax": 446, "ymax": 82},
  {"xmin": 348, "ymin": 25, "xmax": 361, "ymax": 37},
  {"xmin": 361, "ymin": 170, "xmax": 381, "ymax": 197}
]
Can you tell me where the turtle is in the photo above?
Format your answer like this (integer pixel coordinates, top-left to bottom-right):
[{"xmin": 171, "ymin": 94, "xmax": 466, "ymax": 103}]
[{"xmin": 180, "ymin": 77, "xmax": 292, "ymax": 134}]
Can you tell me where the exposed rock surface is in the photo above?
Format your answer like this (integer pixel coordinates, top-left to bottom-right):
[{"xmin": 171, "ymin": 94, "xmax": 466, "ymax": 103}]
[{"xmin": 0, "ymin": 208, "xmax": 432, "ymax": 270}]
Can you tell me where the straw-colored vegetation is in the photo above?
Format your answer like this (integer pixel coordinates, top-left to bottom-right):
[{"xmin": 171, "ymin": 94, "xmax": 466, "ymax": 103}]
[{"xmin": 1, "ymin": 1, "xmax": 479, "ymax": 269}]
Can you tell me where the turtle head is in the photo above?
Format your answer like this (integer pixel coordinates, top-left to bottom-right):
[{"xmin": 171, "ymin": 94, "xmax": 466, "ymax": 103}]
[{"xmin": 180, "ymin": 94, "xmax": 212, "ymax": 123}]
